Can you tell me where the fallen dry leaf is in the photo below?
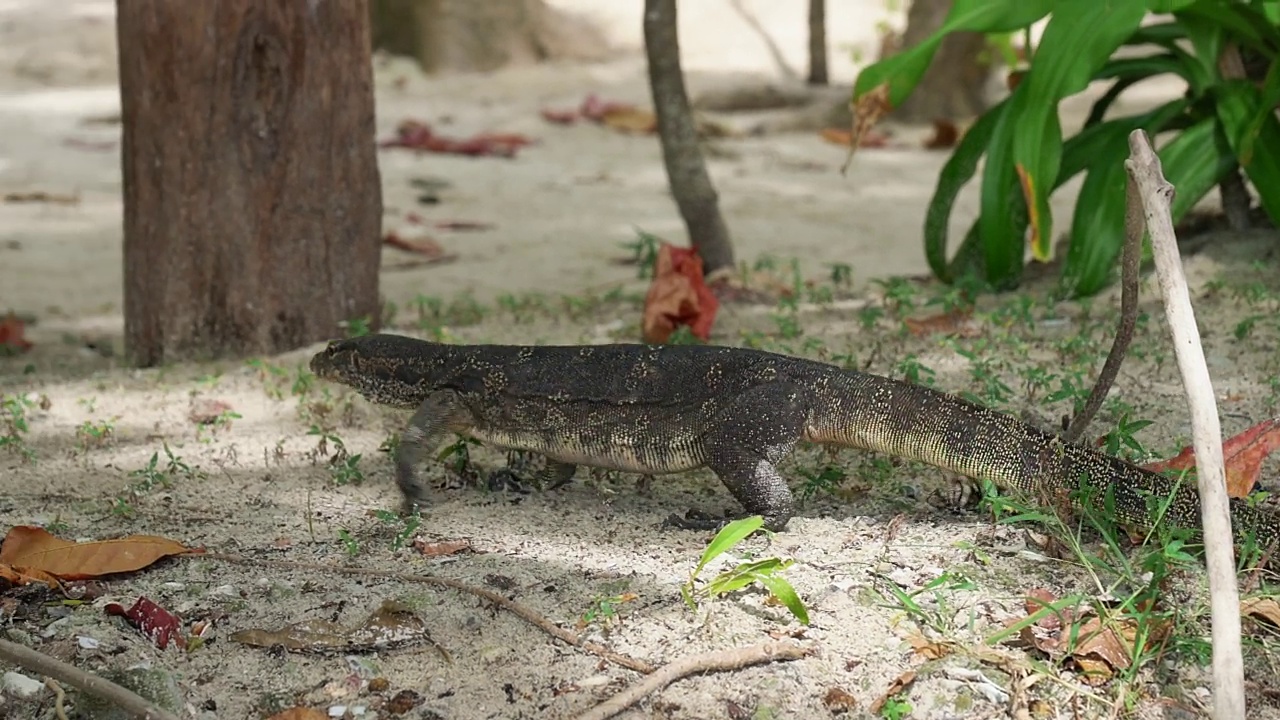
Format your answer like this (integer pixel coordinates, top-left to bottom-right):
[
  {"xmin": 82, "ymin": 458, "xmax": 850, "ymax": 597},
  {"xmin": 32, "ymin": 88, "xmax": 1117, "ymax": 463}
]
[
  {"xmin": 1242, "ymin": 597, "xmax": 1280, "ymax": 628},
  {"xmin": 412, "ymin": 538, "xmax": 473, "ymax": 558},
  {"xmin": 265, "ymin": 709, "xmax": 329, "ymax": 720},
  {"xmin": 903, "ymin": 309, "xmax": 979, "ymax": 338},
  {"xmin": 1144, "ymin": 417, "xmax": 1280, "ymax": 497},
  {"xmin": 0, "ymin": 313, "xmax": 33, "ymax": 354},
  {"xmin": 641, "ymin": 243, "xmax": 719, "ymax": 343},
  {"xmin": 0, "ymin": 526, "xmax": 196, "ymax": 581},
  {"xmin": 924, "ymin": 119, "xmax": 959, "ymax": 150},
  {"xmin": 907, "ymin": 632, "xmax": 954, "ymax": 660},
  {"xmin": 231, "ymin": 600, "xmax": 445, "ymax": 657},
  {"xmin": 105, "ymin": 596, "xmax": 185, "ymax": 650},
  {"xmin": 188, "ymin": 398, "xmax": 233, "ymax": 426},
  {"xmin": 3, "ymin": 191, "xmax": 79, "ymax": 205},
  {"xmin": 382, "ymin": 232, "xmax": 455, "ymax": 263},
  {"xmin": 820, "ymin": 127, "xmax": 889, "ymax": 148},
  {"xmin": 600, "ymin": 107, "xmax": 657, "ymax": 134},
  {"xmin": 0, "ymin": 564, "xmax": 59, "ymax": 589},
  {"xmin": 869, "ymin": 669, "xmax": 917, "ymax": 715},
  {"xmin": 822, "ymin": 686, "xmax": 859, "ymax": 714},
  {"xmin": 379, "ymin": 120, "xmax": 534, "ymax": 158}
]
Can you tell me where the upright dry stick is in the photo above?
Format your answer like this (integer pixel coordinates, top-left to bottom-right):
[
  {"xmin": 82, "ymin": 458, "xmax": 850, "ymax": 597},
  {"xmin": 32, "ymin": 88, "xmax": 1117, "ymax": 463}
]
[{"xmin": 1125, "ymin": 130, "xmax": 1244, "ymax": 720}]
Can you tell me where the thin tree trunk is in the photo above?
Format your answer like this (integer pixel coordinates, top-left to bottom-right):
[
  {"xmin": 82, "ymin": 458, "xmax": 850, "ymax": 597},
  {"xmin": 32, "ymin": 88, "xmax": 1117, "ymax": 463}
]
[
  {"xmin": 117, "ymin": 0, "xmax": 382, "ymax": 366},
  {"xmin": 807, "ymin": 0, "xmax": 828, "ymax": 86},
  {"xmin": 643, "ymin": 0, "xmax": 735, "ymax": 275},
  {"xmin": 893, "ymin": 0, "xmax": 992, "ymax": 123}
]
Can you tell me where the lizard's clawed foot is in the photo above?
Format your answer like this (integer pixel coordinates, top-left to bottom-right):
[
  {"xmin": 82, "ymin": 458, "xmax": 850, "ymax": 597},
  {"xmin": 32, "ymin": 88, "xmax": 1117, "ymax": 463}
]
[
  {"xmin": 485, "ymin": 468, "xmax": 535, "ymax": 494},
  {"xmin": 662, "ymin": 508, "xmax": 733, "ymax": 531}
]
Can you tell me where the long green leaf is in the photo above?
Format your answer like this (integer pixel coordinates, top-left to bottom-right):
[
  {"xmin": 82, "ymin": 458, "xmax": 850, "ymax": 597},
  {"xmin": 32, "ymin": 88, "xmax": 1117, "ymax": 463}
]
[
  {"xmin": 853, "ymin": 0, "xmax": 1053, "ymax": 106},
  {"xmin": 1061, "ymin": 101, "xmax": 1189, "ymax": 295},
  {"xmin": 1085, "ymin": 55, "xmax": 1197, "ymax": 127},
  {"xmin": 1011, "ymin": 0, "xmax": 1148, "ymax": 262},
  {"xmin": 1216, "ymin": 80, "xmax": 1280, "ymax": 225},
  {"xmin": 1178, "ymin": 0, "xmax": 1280, "ymax": 51},
  {"xmin": 978, "ymin": 85, "xmax": 1030, "ymax": 289},
  {"xmin": 923, "ymin": 99, "xmax": 1009, "ymax": 280},
  {"xmin": 1160, "ymin": 115, "xmax": 1237, "ymax": 222}
]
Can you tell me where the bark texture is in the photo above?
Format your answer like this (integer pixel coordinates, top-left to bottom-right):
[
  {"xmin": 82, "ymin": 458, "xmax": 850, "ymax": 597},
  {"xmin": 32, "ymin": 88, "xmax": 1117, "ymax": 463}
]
[
  {"xmin": 807, "ymin": 0, "xmax": 828, "ymax": 86},
  {"xmin": 643, "ymin": 0, "xmax": 735, "ymax": 274},
  {"xmin": 893, "ymin": 0, "xmax": 994, "ymax": 123},
  {"xmin": 117, "ymin": 0, "xmax": 382, "ymax": 367}
]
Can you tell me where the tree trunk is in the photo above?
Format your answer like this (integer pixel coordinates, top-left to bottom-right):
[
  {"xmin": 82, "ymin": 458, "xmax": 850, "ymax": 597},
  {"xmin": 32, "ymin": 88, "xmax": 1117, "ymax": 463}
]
[
  {"xmin": 117, "ymin": 0, "xmax": 382, "ymax": 367},
  {"xmin": 893, "ymin": 0, "xmax": 994, "ymax": 123},
  {"xmin": 807, "ymin": 0, "xmax": 828, "ymax": 86},
  {"xmin": 643, "ymin": 0, "xmax": 735, "ymax": 275}
]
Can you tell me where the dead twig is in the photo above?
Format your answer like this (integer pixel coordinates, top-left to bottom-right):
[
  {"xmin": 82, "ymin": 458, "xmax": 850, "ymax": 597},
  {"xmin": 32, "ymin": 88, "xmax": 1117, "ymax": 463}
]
[
  {"xmin": 1062, "ymin": 147, "xmax": 1143, "ymax": 443},
  {"xmin": 571, "ymin": 640, "xmax": 812, "ymax": 720},
  {"xmin": 201, "ymin": 552, "xmax": 655, "ymax": 674},
  {"xmin": 1125, "ymin": 129, "xmax": 1245, "ymax": 719},
  {"xmin": 0, "ymin": 638, "xmax": 180, "ymax": 720}
]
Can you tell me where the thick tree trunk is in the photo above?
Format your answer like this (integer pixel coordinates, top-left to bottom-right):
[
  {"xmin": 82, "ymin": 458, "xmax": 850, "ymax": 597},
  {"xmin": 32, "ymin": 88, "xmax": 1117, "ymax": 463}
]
[
  {"xmin": 643, "ymin": 0, "xmax": 735, "ymax": 275},
  {"xmin": 807, "ymin": 0, "xmax": 828, "ymax": 86},
  {"xmin": 117, "ymin": 0, "xmax": 382, "ymax": 367},
  {"xmin": 893, "ymin": 0, "xmax": 993, "ymax": 123}
]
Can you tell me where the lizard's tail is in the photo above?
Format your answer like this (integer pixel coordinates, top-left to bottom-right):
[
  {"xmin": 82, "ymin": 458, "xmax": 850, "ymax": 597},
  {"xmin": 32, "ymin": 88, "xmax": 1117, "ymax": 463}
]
[{"xmin": 814, "ymin": 370, "xmax": 1280, "ymax": 549}]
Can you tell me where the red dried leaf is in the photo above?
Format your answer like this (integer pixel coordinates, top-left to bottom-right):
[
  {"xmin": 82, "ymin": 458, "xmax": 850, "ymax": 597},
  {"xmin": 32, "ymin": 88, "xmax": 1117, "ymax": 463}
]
[
  {"xmin": 383, "ymin": 232, "xmax": 452, "ymax": 262},
  {"xmin": 540, "ymin": 108, "xmax": 580, "ymax": 124},
  {"xmin": 579, "ymin": 93, "xmax": 640, "ymax": 122},
  {"xmin": 0, "ymin": 313, "xmax": 33, "ymax": 353},
  {"xmin": 105, "ymin": 596, "xmax": 185, "ymax": 650},
  {"xmin": 641, "ymin": 243, "xmax": 719, "ymax": 343},
  {"xmin": 379, "ymin": 121, "xmax": 533, "ymax": 158},
  {"xmin": 1144, "ymin": 418, "xmax": 1280, "ymax": 497}
]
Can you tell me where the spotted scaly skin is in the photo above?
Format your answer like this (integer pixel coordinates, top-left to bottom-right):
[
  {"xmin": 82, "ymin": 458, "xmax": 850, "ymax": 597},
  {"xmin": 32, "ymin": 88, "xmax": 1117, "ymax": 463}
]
[{"xmin": 309, "ymin": 333, "xmax": 1280, "ymax": 546}]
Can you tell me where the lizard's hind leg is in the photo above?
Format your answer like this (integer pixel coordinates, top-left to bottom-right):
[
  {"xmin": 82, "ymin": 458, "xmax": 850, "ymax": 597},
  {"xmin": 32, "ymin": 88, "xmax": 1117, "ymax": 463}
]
[{"xmin": 668, "ymin": 384, "xmax": 809, "ymax": 532}]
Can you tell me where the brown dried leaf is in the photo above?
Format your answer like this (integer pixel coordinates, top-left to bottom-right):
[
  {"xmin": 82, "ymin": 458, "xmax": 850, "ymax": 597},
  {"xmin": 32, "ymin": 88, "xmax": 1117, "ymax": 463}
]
[
  {"xmin": 265, "ymin": 709, "xmax": 329, "ymax": 720},
  {"xmin": 600, "ymin": 107, "xmax": 657, "ymax": 134},
  {"xmin": 907, "ymin": 632, "xmax": 953, "ymax": 660},
  {"xmin": 3, "ymin": 191, "xmax": 79, "ymax": 205},
  {"xmin": 923, "ymin": 119, "xmax": 959, "ymax": 150},
  {"xmin": 412, "ymin": 538, "xmax": 473, "ymax": 558},
  {"xmin": 822, "ymin": 686, "xmax": 859, "ymax": 714},
  {"xmin": 1242, "ymin": 597, "xmax": 1280, "ymax": 628},
  {"xmin": 230, "ymin": 600, "xmax": 443, "ymax": 656},
  {"xmin": 869, "ymin": 669, "xmax": 916, "ymax": 715},
  {"xmin": 188, "ymin": 398, "xmax": 233, "ymax": 425},
  {"xmin": 0, "ymin": 526, "xmax": 196, "ymax": 581}
]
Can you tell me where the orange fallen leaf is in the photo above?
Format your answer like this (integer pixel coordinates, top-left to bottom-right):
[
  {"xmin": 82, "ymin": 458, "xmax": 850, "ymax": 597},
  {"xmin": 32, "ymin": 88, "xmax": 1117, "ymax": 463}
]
[
  {"xmin": 382, "ymin": 232, "xmax": 454, "ymax": 263},
  {"xmin": 600, "ymin": 107, "xmax": 657, "ymax": 134},
  {"xmin": 903, "ymin": 309, "xmax": 979, "ymax": 337},
  {"xmin": 0, "ymin": 526, "xmax": 196, "ymax": 581},
  {"xmin": 379, "ymin": 120, "xmax": 533, "ymax": 158},
  {"xmin": 0, "ymin": 563, "xmax": 59, "ymax": 588},
  {"xmin": 1144, "ymin": 417, "xmax": 1280, "ymax": 497},
  {"xmin": 412, "ymin": 538, "xmax": 473, "ymax": 558},
  {"xmin": 906, "ymin": 632, "xmax": 953, "ymax": 660},
  {"xmin": 641, "ymin": 243, "xmax": 719, "ymax": 343}
]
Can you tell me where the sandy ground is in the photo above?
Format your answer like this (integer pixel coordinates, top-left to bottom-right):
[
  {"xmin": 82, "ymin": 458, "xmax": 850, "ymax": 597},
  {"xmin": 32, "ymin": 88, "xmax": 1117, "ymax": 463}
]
[{"xmin": 3, "ymin": 2, "xmax": 1280, "ymax": 720}]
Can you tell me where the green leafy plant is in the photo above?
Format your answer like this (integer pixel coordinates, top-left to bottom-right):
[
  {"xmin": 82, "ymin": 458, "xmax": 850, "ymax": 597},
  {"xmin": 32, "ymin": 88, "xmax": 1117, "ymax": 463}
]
[
  {"xmin": 853, "ymin": 0, "xmax": 1280, "ymax": 296},
  {"xmin": 680, "ymin": 516, "xmax": 810, "ymax": 625}
]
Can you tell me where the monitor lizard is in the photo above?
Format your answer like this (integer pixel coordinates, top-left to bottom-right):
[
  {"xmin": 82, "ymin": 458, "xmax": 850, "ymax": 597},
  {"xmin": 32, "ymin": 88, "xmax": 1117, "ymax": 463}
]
[{"xmin": 309, "ymin": 333, "xmax": 1280, "ymax": 547}]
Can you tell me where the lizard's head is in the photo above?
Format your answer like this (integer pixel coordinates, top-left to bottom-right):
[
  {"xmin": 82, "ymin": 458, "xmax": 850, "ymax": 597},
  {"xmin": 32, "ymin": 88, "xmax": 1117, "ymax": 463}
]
[{"xmin": 309, "ymin": 333, "xmax": 440, "ymax": 408}]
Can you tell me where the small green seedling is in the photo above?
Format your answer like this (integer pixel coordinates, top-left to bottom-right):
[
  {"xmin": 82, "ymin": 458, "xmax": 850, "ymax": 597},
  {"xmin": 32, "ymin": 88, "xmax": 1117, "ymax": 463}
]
[{"xmin": 681, "ymin": 515, "xmax": 809, "ymax": 625}]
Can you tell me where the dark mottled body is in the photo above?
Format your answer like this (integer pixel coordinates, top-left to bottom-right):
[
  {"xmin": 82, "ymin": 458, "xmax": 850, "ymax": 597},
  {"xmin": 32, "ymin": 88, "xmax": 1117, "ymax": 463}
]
[{"xmin": 310, "ymin": 334, "xmax": 1280, "ymax": 545}]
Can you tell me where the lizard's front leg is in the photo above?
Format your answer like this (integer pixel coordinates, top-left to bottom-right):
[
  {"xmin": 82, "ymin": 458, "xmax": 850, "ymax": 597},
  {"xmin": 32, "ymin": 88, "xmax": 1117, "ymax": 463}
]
[
  {"xmin": 397, "ymin": 390, "xmax": 470, "ymax": 515},
  {"xmin": 667, "ymin": 384, "xmax": 808, "ymax": 532}
]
